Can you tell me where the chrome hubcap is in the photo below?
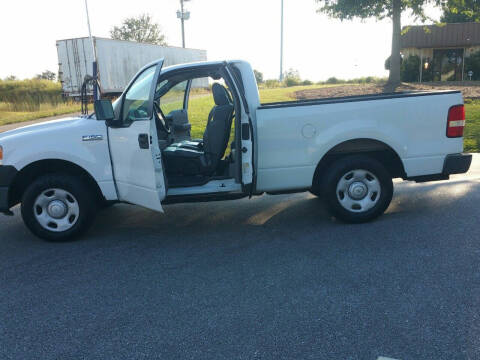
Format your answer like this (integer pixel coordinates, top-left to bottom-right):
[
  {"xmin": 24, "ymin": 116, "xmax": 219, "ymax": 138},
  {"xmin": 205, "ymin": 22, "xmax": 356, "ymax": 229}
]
[
  {"xmin": 47, "ymin": 200, "xmax": 68, "ymax": 219},
  {"xmin": 336, "ymin": 169, "xmax": 381, "ymax": 213},
  {"xmin": 33, "ymin": 189, "xmax": 80, "ymax": 232},
  {"xmin": 348, "ymin": 181, "xmax": 368, "ymax": 200}
]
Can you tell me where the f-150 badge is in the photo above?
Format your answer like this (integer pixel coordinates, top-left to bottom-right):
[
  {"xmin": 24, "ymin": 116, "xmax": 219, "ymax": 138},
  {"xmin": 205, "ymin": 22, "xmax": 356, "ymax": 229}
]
[{"xmin": 82, "ymin": 135, "xmax": 103, "ymax": 142}]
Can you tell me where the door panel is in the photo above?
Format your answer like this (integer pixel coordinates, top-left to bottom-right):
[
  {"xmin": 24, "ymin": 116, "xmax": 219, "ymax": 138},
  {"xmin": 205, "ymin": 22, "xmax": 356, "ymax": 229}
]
[
  {"xmin": 226, "ymin": 66, "xmax": 254, "ymax": 188},
  {"xmin": 109, "ymin": 121, "xmax": 165, "ymax": 212},
  {"xmin": 240, "ymin": 115, "xmax": 254, "ymax": 186},
  {"xmin": 108, "ymin": 60, "xmax": 166, "ymax": 212}
]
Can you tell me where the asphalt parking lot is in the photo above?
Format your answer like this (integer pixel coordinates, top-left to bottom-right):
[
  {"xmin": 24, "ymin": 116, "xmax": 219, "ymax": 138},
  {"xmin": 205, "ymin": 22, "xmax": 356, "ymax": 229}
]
[{"xmin": 1, "ymin": 156, "xmax": 479, "ymax": 360}]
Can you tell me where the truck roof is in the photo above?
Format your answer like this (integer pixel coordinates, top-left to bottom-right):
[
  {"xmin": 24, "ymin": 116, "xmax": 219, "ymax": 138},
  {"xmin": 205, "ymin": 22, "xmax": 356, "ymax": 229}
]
[{"xmin": 162, "ymin": 60, "xmax": 247, "ymax": 73}]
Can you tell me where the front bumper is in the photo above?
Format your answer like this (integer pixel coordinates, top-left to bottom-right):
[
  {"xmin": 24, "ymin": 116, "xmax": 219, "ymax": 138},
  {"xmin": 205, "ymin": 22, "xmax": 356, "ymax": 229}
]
[{"xmin": 0, "ymin": 165, "xmax": 18, "ymax": 215}]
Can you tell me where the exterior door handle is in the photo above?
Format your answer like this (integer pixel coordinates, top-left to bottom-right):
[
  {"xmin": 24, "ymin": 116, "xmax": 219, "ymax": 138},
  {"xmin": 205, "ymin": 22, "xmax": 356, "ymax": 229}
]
[{"xmin": 138, "ymin": 134, "xmax": 149, "ymax": 149}]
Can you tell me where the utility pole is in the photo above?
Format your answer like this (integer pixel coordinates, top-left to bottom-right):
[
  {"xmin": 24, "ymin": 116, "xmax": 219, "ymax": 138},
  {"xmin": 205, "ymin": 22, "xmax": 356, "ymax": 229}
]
[
  {"xmin": 84, "ymin": 0, "xmax": 95, "ymax": 62},
  {"xmin": 84, "ymin": 0, "xmax": 98, "ymax": 100},
  {"xmin": 279, "ymin": 0, "xmax": 284, "ymax": 81},
  {"xmin": 177, "ymin": 0, "xmax": 191, "ymax": 48}
]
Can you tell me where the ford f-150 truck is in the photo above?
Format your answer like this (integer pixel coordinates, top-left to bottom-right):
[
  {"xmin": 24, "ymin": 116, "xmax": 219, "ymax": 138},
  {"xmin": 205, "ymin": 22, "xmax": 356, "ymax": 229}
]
[{"xmin": 0, "ymin": 59, "xmax": 472, "ymax": 241}]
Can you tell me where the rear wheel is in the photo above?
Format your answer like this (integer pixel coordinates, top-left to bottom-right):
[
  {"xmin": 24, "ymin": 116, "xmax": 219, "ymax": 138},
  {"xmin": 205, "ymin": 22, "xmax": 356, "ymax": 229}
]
[
  {"xmin": 21, "ymin": 174, "xmax": 97, "ymax": 241},
  {"xmin": 309, "ymin": 187, "xmax": 322, "ymax": 198},
  {"xmin": 320, "ymin": 155, "xmax": 393, "ymax": 223}
]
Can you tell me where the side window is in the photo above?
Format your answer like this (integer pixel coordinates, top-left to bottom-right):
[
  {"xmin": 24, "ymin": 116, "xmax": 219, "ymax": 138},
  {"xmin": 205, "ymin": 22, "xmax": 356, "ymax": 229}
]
[
  {"xmin": 159, "ymin": 80, "xmax": 188, "ymax": 116},
  {"xmin": 187, "ymin": 77, "xmax": 215, "ymax": 139},
  {"xmin": 122, "ymin": 66, "xmax": 156, "ymax": 122}
]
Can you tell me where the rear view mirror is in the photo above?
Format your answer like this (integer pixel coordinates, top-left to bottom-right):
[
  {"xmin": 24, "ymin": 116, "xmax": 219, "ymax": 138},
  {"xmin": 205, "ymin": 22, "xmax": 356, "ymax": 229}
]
[{"xmin": 94, "ymin": 99, "xmax": 115, "ymax": 121}]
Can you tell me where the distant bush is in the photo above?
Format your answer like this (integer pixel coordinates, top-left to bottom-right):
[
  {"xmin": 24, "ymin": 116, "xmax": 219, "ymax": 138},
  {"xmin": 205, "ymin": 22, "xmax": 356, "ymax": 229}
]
[
  {"xmin": 325, "ymin": 77, "xmax": 345, "ymax": 84},
  {"xmin": 465, "ymin": 50, "xmax": 480, "ymax": 81},
  {"xmin": 283, "ymin": 68, "xmax": 301, "ymax": 87},
  {"xmin": 264, "ymin": 79, "xmax": 282, "ymax": 88},
  {"xmin": 317, "ymin": 76, "xmax": 387, "ymax": 85},
  {"xmin": 302, "ymin": 79, "xmax": 313, "ymax": 85},
  {"xmin": 384, "ymin": 55, "xmax": 403, "ymax": 71},
  {"xmin": 348, "ymin": 76, "xmax": 386, "ymax": 84},
  {"xmin": 284, "ymin": 77, "xmax": 300, "ymax": 87},
  {"xmin": 384, "ymin": 55, "xmax": 433, "ymax": 82},
  {"xmin": 400, "ymin": 55, "xmax": 420, "ymax": 82},
  {"xmin": 0, "ymin": 79, "xmax": 63, "ymax": 112},
  {"xmin": 253, "ymin": 69, "xmax": 264, "ymax": 84}
]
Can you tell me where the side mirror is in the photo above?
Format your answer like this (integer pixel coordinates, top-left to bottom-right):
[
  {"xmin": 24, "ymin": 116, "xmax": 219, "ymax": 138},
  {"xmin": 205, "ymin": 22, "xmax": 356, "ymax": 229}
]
[{"xmin": 94, "ymin": 99, "xmax": 115, "ymax": 121}]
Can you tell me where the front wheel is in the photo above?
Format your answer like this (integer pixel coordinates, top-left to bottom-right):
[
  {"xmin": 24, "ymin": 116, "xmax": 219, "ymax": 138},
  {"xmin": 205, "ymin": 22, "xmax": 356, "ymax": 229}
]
[
  {"xmin": 320, "ymin": 155, "xmax": 393, "ymax": 223},
  {"xmin": 21, "ymin": 174, "xmax": 97, "ymax": 242}
]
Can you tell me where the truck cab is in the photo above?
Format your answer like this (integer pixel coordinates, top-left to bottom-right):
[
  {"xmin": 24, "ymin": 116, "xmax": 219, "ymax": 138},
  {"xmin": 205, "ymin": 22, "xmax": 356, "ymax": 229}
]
[
  {"xmin": 0, "ymin": 59, "xmax": 257, "ymax": 241},
  {"xmin": 102, "ymin": 59, "xmax": 255, "ymax": 211}
]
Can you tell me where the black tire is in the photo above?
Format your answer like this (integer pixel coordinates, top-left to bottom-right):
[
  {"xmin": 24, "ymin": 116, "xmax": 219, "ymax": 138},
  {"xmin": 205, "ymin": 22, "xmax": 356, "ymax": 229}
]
[
  {"xmin": 309, "ymin": 188, "xmax": 322, "ymax": 198},
  {"xmin": 320, "ymin": 155, "xmax": 393, "ymax": 223},
  {"xmin": 21, "ymin": 174, "xmax": 97, "ymax": 242},
  {"xmin": 99, "ymin": 200, "xmax": 117, "ymax": 210}
]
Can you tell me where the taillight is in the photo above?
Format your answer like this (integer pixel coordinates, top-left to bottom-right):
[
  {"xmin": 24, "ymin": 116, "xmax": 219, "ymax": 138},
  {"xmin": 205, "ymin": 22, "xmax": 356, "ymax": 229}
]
[{"xmin": 447, "ymin": 105, "xmax": 465, "ymax": 138}]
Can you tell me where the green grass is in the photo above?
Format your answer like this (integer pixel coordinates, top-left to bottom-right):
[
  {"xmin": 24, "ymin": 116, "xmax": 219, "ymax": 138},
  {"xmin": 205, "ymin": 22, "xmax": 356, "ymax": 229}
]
[
  {"xmin": 0, "ymin": 102, "xmax": 81, "ymax": 126},
  {"xmin": 182, "ymin": 85, "xmax": 340, "ymax": 138},
  {"xmin": 464, "ymin": 100, "xmax": 480, "ymax": 152},
  {"xmin": 0, "ymin": 78, "xmax": 80, "ymax": 126},
  {"xmin": 0, "ymin": 79, "xmax": 64, "ymax": 112}
]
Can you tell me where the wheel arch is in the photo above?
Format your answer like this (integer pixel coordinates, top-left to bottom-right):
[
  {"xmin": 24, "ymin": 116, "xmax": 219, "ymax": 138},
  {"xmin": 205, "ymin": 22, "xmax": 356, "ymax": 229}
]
[
  {"xmin": 312, "ymin": 138, "xmax": 406, "ymax": 188},
  {"xmin": 9, "ymin": 159, "xmax": 105, "ymax": 207}
]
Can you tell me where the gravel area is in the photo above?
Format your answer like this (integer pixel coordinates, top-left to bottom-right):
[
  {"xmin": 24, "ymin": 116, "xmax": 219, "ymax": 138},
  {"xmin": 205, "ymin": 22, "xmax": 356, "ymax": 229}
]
[{"xmin": 296, "ymin": 82, "xmax": 480, "ymax": 100}]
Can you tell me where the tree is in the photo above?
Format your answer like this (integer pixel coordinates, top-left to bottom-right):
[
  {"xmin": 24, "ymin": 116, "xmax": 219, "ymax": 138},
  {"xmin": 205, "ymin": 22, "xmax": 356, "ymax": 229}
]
[
  {"xmin": 253, "ymin": 69, "xmax": 264, "ymax": 84},
  {"xmin": 110, "ymin": 14, "xmax": 167, "ymax": 45},
  {"xmin": 441, "ymin": 0, "xmax": 480, "ymax": 22},
  {"xmin": 283, "ymin": 68, "xmax": 301, "ymax": 87},
  {"xmin": 316, "ymin": 0, "xmax": 442, "ymax": 90},
  {"xmin": 400, "ymin": 55, "xmax": 420, "ymax": 82},
  {"xmin": 35, "ymin": 70, "xmax": 56, "ymax": 81},
  {"xmin": 3, "ymin": 75, "xmax": 17, "ymax": 81}
]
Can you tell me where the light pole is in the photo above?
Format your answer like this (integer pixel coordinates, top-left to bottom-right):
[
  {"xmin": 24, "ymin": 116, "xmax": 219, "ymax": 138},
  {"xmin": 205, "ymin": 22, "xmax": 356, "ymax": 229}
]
[
  {"xmin": 279, "ymin": 0, "xmax": 284, "ymax": 81},
  {"xmin": 84, "ymin": 0, "xmax": 98, "ymax": 100},
  {"xmin": 177, "ymin": 0, "xmax": 191, "ymax": 48}
]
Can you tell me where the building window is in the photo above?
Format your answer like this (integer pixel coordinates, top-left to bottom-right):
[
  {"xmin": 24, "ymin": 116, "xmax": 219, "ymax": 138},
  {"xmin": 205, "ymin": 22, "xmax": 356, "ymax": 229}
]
[{"xmin": 433, "ymin": 48, "xmax": 464, "ymax": 81}]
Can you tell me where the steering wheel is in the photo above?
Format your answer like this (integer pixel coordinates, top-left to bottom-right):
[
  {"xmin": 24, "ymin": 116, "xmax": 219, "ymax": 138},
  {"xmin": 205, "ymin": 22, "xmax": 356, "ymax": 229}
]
[
  {"xmin": 154, "ymin": 102, "xmax": 171, "ymax": 134},
  {"xmin": 126, "ymin": 106, "xmax": 148, "ymax": 122}
]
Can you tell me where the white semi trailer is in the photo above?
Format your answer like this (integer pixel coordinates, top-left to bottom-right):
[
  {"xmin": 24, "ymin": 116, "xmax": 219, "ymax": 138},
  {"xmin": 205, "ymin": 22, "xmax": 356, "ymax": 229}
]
[{"xmin": 56, "ymin": 37, "xmax": 208, "ymax": 97}]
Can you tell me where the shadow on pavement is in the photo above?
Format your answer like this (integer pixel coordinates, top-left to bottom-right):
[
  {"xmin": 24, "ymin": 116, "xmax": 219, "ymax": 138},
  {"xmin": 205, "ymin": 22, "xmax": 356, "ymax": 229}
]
[{"xmin": 87, "ymin": 177, "xmax": 479, "ymax": 245}]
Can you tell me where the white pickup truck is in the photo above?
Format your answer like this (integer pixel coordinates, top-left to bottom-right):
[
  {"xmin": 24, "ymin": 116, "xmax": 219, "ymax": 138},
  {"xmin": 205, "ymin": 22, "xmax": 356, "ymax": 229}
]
[{"xmin": 0, "ymin": 59, "xmax": 472, "ymax": 241}]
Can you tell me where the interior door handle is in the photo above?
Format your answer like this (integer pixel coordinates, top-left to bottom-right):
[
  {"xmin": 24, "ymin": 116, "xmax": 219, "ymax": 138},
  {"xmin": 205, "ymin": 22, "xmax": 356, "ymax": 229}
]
[{"xmin": 138, "ymin": 133, "xmax": 149, "ymax": 149}]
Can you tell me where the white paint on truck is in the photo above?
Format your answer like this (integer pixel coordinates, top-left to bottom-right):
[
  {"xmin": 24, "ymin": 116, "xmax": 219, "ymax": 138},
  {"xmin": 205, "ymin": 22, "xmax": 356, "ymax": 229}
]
[{"xmin": 254, "ymin": 91, "xmax": 464, "ymax": 191}]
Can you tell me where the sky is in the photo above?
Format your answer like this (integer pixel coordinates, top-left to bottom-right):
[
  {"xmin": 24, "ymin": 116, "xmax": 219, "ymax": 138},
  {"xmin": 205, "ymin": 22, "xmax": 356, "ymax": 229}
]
[{"xmin": 0, "ymin": 0, "xmax": 442, "ymax": 81}]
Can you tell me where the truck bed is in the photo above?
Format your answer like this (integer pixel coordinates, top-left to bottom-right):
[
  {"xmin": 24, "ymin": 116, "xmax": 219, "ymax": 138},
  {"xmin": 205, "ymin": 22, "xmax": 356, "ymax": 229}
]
[
  {"xmin": 259, "ymin": 90, "xmax": 462, "ymax": 109},
  {"xmin": 254, "ymin": 89, "xmax": 465, "ymax": 192}
]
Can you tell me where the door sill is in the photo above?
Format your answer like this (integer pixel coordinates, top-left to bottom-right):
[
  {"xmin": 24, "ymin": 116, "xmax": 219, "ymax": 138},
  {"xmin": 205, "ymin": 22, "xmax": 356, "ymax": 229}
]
[
  {"xmin": 166, "ymin": 178, "xmax": 241, "ymax": 196},
  {"xmin": 163, "ymin": 191, "xmax": 247, "ymax": 205}
]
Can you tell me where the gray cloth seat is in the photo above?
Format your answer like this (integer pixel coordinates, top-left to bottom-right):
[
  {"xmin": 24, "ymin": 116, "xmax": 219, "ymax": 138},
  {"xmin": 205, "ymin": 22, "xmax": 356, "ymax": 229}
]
[
  {"xmin": 165, "ymin": 109, "xmax": 191, "ymax": 142},
  {"xmin": 163, "ymin": 84, "xmax": 234, "ymax": 176}
]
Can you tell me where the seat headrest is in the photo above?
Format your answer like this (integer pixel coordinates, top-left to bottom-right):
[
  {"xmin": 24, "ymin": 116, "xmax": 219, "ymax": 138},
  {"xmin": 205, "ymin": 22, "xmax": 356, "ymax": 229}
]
[{"xmin": 212, "ymin": 83, "xmax": 231, "ymax": 106}]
